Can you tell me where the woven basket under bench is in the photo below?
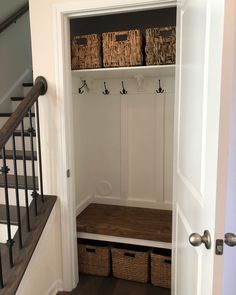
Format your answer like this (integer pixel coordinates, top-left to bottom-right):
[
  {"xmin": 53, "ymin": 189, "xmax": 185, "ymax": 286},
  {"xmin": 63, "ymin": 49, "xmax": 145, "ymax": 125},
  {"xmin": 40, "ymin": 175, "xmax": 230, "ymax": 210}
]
[
  {"xmin": 111, "ymin": 245, "xmax": 149, "ymax": 283},
  {"xmin": 151, "ymin": 248, "xmax": 172, "ymax": 288},
  {"xmin": 102, "ymin": 29, "xmax": 143, "ymax": 68},
  {"xmin": 78, "ymin": 241, "xmax": 110, "ymax": 276}
]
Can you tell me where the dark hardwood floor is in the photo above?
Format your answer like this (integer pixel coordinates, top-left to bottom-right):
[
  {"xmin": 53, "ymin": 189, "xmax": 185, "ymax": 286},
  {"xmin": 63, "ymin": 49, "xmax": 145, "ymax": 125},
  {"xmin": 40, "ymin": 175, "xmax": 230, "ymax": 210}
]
[{"xmin": 57, "ymin": 274, "xmax": 171, "ymax": 295}]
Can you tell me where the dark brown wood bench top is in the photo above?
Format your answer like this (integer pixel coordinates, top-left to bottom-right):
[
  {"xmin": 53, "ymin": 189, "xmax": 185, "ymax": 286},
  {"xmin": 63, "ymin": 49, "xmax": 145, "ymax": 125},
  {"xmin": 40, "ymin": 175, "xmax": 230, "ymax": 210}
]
[{"xmin": 77, "ymin": 203, "xmax": 172, "ymax": 243}]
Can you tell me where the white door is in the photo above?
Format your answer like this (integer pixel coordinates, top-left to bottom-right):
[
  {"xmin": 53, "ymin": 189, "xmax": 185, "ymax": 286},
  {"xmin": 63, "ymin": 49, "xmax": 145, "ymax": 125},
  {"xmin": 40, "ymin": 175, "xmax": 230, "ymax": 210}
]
[{"xmin": 172, "ymin": 0, "xmax": 230, "ymax": 294}]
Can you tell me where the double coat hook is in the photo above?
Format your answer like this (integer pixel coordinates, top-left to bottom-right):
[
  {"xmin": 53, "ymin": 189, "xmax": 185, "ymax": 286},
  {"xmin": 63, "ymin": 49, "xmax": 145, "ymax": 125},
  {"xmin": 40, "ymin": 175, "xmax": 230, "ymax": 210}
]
[
  {"xmin": 103, "ymin": 82, "xmax": 110, "ymax": 95},
  {"xmin": 78, "ymin": 80, "xmax": 88, "ymax": 94},
  {"xmin": 156, "ymin": 80, "xmax": 164, "ymax": 93},
  {"xmin": 120, "ymin": 81, "xmax": 128, "ymax": 95}
]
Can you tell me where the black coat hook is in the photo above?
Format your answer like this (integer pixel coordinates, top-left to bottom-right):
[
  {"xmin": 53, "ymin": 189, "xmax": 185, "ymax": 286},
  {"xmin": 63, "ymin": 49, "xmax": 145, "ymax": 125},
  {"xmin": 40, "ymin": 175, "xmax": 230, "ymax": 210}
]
[
  {"xmin": 103, "ymin": 82, "xmax": 110, "ymax": 95},
  {"xmin": 156, "ymin": 79, "xmax": 164, "ymax": 93},
  {"xmin": 78, "ymin": 80, "xmax": 87, "ymax": 94},
  {"xmin": 120, "ymin": 81, "xmax": 128, "ymax": 95}
]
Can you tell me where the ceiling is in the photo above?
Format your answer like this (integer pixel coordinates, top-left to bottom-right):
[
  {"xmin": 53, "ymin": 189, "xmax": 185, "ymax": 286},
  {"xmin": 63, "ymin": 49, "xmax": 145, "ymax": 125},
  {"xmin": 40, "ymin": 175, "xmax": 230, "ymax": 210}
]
[{"xmin": 0, "ymin": 0, "xmax": 28, "ymax": 24}]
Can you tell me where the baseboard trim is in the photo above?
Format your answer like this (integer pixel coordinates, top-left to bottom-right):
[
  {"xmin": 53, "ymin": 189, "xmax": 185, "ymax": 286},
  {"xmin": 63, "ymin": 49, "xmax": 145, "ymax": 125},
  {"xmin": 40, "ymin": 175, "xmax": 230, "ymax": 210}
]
[
  {"xmin": 76, "ymin": 195, "xmax": 172, "ymax": 215},
  {"xmin": 93, "ymin": 195, "xmax": 172, "ymax": 210},
  {"xmin": 45, "ymin": 280, "xmax": 63, "ymax": 295},
  {"xmin": 76, "ymin": 195, "xmax": 93, "ymax": 216}
]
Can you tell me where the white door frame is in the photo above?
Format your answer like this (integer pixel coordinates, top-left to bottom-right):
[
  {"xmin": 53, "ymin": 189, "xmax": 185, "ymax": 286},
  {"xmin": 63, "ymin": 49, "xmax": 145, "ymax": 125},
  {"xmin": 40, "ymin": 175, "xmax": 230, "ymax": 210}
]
[{"xmin": 53, "ymin": 0, "xmax": 176, "ymax": 290}]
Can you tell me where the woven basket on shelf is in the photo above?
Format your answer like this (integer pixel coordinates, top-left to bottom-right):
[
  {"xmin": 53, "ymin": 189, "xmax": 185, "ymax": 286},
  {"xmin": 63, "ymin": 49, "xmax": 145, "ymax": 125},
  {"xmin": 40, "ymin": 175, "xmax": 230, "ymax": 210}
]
[
  {"xmin": 111, "ymin": 246, "xmax": 149, "ymax": 283},
  {"xmin": 71, "ymin": 34, "xmax": 102, "ymax": 70},
  {"xmin": 151, "ymin": 249, "xmax": 171, "ymax": 288},
  {"xmin": 102, "ymin": 30, "xmax": 143, "ymax": 68},
  {"xmin": 78, "ymin": 242, "xmax": 110, "ymax": 277},
  {"xmin": 145, "ymin": 26, "xmax": 176, "ymax": 65}
]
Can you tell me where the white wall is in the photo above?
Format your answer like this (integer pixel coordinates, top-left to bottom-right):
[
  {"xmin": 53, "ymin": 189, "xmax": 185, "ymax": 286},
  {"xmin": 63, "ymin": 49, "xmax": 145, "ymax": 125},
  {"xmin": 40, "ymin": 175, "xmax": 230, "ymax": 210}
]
[
  {"xmin": 16, "ymin": 202, "xmax": 63, "ymax": 295},
  {"xmin": 0, "ymin": 12, "xmax": 32, "ymax": 112},
  {"xmin": 73, "ymin": 75, "xmax": 174, "ymax": 211}
]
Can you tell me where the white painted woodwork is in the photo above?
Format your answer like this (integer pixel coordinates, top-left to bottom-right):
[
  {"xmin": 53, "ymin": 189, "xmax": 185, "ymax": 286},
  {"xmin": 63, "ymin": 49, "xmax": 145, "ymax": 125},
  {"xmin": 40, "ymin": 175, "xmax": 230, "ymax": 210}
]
[
  {"xmin": 0, "ymin": 224, "xmax": 18, "ymax": 244},
  {"xmin": 0, "ymin": 188, "xmax": 33, "ymax": 206},
  {"xmin": 4, "ymin": 136, "xmax": 36, "ymax": 151},
  {"xmin": 72, "ymin": 65, "xmax": 175, "ymax": 80},
  {"xmin": 72, "ymin": 77, "xmax": 174, "ymax": 210},
  {"xmin": 5, "ymin": 159, "xmax": 38, "ymax": 177},
  {"xmin": 172, "ymin": 0, "xmax": 227, "ymax": 294},
  {"xmin": 77, "ymin": 232, "xmax": 172, "ymax": 250},
  {"xmin": 0, "ymin": 116, "xmax": 35, "ymax": 130}
]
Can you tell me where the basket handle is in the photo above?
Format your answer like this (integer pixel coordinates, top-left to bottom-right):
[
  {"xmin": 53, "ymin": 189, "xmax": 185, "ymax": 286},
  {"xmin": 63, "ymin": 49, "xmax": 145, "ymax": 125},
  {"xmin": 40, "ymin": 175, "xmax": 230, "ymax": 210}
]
[
  {"xmin": 76, "ymin": 37, "xmax": 87, "ymax": 46},
  {"xmin": 124, "ymin": 252, "xmax": 135, "ymax": 258},
  {"xmin": 158, "ymin": 30, "xmax": 173, "ymax": 38},
  {"xmin": 164, "ymin": 259, "xmax": 171, "ymax": 264},
  {"xmin": 116, "ymin": 34, "xmax": 128, "ymax": 42},
  {"xmin": 86, "ymin": 248, "xmax": 96, "ymax": 253}
]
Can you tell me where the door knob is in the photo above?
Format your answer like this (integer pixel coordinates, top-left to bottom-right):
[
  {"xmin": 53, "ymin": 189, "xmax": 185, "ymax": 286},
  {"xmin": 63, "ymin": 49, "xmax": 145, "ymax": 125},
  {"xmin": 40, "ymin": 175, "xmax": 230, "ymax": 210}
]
[
  {"xmin": 189, "ymin": 230, "xmax": 211, "ymax": 249},
  {"xmin": 224, "ymin": 233, "xmax": 236, "ymax": 247}
]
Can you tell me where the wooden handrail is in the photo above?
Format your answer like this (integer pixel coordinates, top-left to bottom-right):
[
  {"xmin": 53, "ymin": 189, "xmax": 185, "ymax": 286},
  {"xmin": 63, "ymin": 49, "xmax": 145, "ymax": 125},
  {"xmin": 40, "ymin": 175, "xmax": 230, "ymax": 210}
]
[
  {"xmin": 0, "ymin": 3, "xmax": 29, "ymax": 34},
  {"xmin": 0, "ymin": 76, "xmax": 47, "ymax": 150}
]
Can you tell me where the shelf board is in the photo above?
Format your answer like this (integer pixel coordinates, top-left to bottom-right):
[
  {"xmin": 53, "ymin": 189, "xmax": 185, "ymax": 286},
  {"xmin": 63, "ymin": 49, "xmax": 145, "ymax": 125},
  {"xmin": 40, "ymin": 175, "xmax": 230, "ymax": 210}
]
[
  {"xmin": 77, "ymin": 232, "xmax": 172, "ymax": 249},
  {"xmin": 72, "ymin": 65, "xmax": 175, "ymax": 80}
]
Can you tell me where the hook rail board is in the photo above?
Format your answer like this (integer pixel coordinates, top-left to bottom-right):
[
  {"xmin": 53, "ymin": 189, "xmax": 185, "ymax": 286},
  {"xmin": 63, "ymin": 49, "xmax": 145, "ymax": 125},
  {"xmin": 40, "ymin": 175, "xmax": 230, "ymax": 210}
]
[{"xmin": 72, "ymin": 65, "xmax": 175, "ymax": 80}]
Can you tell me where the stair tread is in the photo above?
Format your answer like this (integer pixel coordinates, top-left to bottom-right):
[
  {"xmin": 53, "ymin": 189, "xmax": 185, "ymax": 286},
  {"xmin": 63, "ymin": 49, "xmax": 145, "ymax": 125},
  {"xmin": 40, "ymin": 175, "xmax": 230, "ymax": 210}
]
[
  {"xmin": 13, "ymin": 130, "xmax": 36, "ymax": 137},
  {"xmin": 22, "ymin": 82, "xmax": 33, "ymax": 87},
  {"xmin": 0, "ymin": 113, "xmax": 35, "ymax": 117},
  {"xmin": 0, "ymin": 150, "xmax": 37, "ymax": 161},
  {"xmin": 10, "ymin": 97, "xmax": 24, "ymax": 101},
  {"xmin": 0, "ymin": 205, "xmax": 26, "ymax": 225},
  {"xmin": 0, "ymin": 175, "xmax": 38, "ymax": 190}
]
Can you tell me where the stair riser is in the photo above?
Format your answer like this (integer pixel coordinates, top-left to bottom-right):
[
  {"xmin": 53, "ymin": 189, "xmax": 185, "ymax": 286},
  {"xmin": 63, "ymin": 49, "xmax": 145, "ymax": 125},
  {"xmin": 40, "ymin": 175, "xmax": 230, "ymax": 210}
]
[
  {"xmin": 5, "ymin": 136, "xmax": 36, "ymax": 151},
  {"xmin": 3, "ymin": 160, "xmax": 38, "ymax": 177},
  {"xmin": 0, "ymin": 188, "xmax": 33, "ymax": 207},
  {"xmin": 0, "ymin": 116, "xmax": 35, "ymax": 129},
  {"xmin": 12, "ymin": 100, "xmax": 35, "ymax": 113},
  {"xmin": 23, "ymin": 85, "xmax": 32, "ymax": 97}
]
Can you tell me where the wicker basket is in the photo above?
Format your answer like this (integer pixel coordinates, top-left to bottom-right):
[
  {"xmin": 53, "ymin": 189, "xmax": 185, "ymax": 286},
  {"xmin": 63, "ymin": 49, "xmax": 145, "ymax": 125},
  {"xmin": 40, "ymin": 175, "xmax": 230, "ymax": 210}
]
[
  {"xmin": 151, "ymin": 249, "xmax": 171, "ymax": 288},
  {"xmin": 71, "ymin": 34, "xmax": 102, "ymax": 70},
  {"xmin": 102, "ymin": 30, "xmax": 143, "ymax": 68},
  {"xmin": 78, "ymin": 241, "xmax": 110, "ymax": 276},
  {"xmin": 145, "ymin": 26, "xmax": 176, "ymax": 65},
  {"xmin": 111, "ymin": 246, "xmax": 149, "ymax": 283}
]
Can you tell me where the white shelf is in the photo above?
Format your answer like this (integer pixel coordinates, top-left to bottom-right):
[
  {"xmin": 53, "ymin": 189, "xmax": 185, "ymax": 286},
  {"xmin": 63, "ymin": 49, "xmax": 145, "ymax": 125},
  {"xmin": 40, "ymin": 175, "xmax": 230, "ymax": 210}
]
[
  {"xmin": 72, "ymin": 65, "xmax": 175, "ymax": 80},
  {"xmin": 77, "ymin": 232, "xmax": 172, "ymax": 250}
]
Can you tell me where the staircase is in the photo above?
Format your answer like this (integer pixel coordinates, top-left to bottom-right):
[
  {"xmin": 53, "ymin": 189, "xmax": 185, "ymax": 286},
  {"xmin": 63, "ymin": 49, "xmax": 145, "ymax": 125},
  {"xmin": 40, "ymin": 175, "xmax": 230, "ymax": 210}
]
[
  {"xmin": 0, "ymin": 83, "xmax": 36, "ymax": 209},
  {"xmin": 0, "ymin": 77, "xmax": 57, "ymax": 295}
]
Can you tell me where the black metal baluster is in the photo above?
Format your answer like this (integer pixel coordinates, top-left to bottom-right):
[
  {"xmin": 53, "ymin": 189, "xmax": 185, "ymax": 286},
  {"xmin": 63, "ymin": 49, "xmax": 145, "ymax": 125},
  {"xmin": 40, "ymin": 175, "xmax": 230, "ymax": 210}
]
[
  {"xmin": 0, "ymin": 249, "xmax": 3, "ymax": 288},
  {"xmin": 1, "ymin": 147, "xmax": 14, "ymax": 267},
  {"xmin": 35, "ymin": 99, "xmax": 44, "ymax": 203},
  {"xmin": 21, "ymin": 120, "xmax": 30, "ymax": 232},
  {"xmin": 28, "ymin": 109, "xmax": 38, "ymax": 216},
  {"xmin": 12, "ymin": 134, "xmax": 23, "ymax": 248}
]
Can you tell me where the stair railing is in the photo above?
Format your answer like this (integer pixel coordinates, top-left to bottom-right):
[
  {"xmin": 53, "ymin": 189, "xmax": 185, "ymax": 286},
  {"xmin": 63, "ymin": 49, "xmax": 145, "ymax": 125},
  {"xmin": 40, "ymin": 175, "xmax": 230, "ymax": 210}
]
[
  {"xmin": 0, "ymin": 76, "xmax": 47, "ymax": 288},
  {"xmin": 0, "ymin": 3, "xmax": 29, "ymax": 35}
]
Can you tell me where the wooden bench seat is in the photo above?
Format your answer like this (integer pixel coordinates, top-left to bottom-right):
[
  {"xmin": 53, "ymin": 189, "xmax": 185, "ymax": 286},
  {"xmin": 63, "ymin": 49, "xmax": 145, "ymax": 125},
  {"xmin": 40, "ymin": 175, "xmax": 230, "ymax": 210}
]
[{"xmin": 77, "ymin": 204, "xmax": 172, "ymax": 249}]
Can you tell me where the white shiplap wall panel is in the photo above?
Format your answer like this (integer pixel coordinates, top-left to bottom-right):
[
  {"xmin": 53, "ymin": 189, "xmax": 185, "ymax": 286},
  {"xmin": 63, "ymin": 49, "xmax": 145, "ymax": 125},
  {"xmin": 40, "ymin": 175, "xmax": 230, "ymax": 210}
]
[{"xmin": 73, "ymin": 77, "xmax": 174, "ymax": 209}]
